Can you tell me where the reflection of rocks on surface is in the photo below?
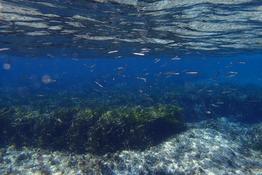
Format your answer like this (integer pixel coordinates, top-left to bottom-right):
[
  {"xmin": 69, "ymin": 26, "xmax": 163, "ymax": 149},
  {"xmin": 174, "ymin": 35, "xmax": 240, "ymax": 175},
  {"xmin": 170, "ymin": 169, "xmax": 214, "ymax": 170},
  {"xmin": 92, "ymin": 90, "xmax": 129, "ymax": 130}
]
[{"xmin": 0, "ymin": 118, "xmax": 261, "ymax": 175}]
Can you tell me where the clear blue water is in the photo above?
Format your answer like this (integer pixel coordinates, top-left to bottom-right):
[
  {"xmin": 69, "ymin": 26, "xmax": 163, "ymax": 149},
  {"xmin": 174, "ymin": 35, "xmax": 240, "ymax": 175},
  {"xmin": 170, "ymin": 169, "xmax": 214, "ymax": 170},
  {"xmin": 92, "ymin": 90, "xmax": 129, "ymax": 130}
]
[{"xmin": 0, "ymin": 0, "xmax": 262, "ymax": 174}]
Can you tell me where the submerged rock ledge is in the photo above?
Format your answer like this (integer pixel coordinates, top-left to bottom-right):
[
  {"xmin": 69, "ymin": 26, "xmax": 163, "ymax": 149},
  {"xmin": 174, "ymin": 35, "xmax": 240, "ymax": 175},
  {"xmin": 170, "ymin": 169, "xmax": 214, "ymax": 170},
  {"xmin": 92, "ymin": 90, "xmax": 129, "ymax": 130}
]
[
  {"xmin": 0, "ymin": 118, "xmax": 261, "ymax": 175},
  {"xmin": 0, "ymin": 105, "xmax": 184, "ymax": 154}
]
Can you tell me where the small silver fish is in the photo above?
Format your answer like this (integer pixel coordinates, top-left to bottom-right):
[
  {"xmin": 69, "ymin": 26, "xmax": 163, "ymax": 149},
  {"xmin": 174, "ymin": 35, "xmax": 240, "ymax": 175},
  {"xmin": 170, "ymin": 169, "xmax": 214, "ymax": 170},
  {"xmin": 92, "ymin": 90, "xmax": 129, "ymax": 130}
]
[
  {"xmin": 136, "ymin": 77, "xmax": 147, "ymax": 82},
  {"xmin": 108, "ymin": 50, "xmax": 118, "ymax": 54},
  {"xmin": 141, "ymin": 48, "xmax": 150, "ymax": 51},
  {"xmin": 171, "ymin": 56, "xmax": 181, "ymax": 61},
  {"xmin": 238, "ymin": 61, "xmax": 246, "ymax": 64},
  {"xmin": 0, "ymin": 48, "xmax": 10, "ymax": 52},
  {"xmin": 211, "ymin": 104, "xmax": 219, "ymax": 108},
  {"xmin": 154, "ymin": 58, "xmax": 161, "ymax": 63},
  {"xmin": 206, "ymin": 111, "xmax": 212, "ymax": 114},
  {"xmin": 164, "ymin": 72, "xmax": 180, "ymax": 76},
  {"xmin": 186, "ymin": 71, "xmax": 198, "ymax": 75},
  {"xmin": 133, "ymin": 52, "xmax": 145, "ymax": 56},
  {"xmin": 95, "ymin": 81, "xmax": 104, "ymax": 88}
]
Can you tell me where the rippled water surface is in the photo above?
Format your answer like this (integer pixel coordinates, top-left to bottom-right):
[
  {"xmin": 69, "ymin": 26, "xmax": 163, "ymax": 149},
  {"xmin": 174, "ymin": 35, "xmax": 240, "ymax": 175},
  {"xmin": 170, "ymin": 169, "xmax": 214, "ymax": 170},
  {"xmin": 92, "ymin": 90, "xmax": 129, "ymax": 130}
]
[{"xmin": 1, "ymin": 0, "xmax": 262, "ymax": 58}]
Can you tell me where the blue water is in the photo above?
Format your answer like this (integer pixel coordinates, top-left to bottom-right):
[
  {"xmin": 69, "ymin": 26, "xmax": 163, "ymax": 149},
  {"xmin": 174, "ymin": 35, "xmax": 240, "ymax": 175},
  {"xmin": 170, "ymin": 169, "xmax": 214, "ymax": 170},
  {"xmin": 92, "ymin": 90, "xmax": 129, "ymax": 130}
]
[
  {"xmin": 1, "ymin": 52, "xmax": 262, "ymax": 107},
  {"xmin": 1, "ymin": 52, "xmax": 262, "ymax": 89},
  {"xmin": 0, "ymin": 0, "xmax": 262, "ymax": 174}
]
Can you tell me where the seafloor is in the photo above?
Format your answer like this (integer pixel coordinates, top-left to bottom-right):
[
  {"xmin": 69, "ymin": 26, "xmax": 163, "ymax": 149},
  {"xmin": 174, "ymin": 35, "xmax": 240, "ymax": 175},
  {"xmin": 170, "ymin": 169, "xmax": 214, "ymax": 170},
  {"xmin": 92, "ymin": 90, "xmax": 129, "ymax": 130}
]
[{"xmin": 1, "ymin": 118, "xmax": 261, "ymax": 175}]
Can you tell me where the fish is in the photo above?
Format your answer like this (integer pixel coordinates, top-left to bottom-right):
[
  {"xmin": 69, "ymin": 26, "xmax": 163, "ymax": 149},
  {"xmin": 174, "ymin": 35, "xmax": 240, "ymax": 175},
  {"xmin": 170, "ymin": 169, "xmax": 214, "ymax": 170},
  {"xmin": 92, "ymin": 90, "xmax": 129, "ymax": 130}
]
[
  {"xmin": 154, "ymin": 58, "xmax": 161, "ymax": 63},
  {"xmin": 186, "ymin": 71, "xmax": 199, "ymax": 75},
  {"xmin": 108, "ymin": 50, "xmax": 118, "ymax": 54},
  {"xmin": 88, "ymin": 64, "xmax": 96, "ymax": 72},
  {"xmin": 227, "ymin": 71, "xmax": 238, "ymax": 78},
  {"xmin": 211, "ymin": 104, "xmax": 219, "ymax": 108},
  {"xmin": 0, "ymin": 48, "xmax": 10, "ymax": 52},
  {"xmin": 206, "ymin": 111, "xmax": 212, "ymax": 114},
  {"xmin": 238, "ymin": 61, "xmax": 246, "ymax": 64},
  {"xmin": 228, "ymin": 71, "xmax": 238, "ymax": 74},
  {"xmin": 141, "ymin": 48, "xmax": 150, "ymax": 53},
  {"xmin": 171, "ymin": 56, "xmax": 181, "ymax": 61},
  {"xmin": 95, "ymin": 81, "xmax": 104, "ymax": 88},
  {"xmin": 133, "ymin": 52, "xmax": 145, "ymax": 56},
  {"xmin": 90, "ymin": 64, "xmax": 96, "ymax": 68},
  {"xmin": 41, "ymin": 75, "xmax": 56, "ymax": 84},
  {"xmin": 57, "ymin": 118, "xmax": 63, "ymax": 123},
  {"xmin": 141, "ymin": 48, "xmax": 150, "ymax": 51},
  {"xmin": 136, "ymin": 77, "xmax": 147, "ymax": 82},
  {"xmin": 47, "ymin": 54, "xmax": 55, "ymax": 58},
  {"xmin": 117, "ymin": 67, "xmax": 125, "ymax": 70},
  {"xmin": 164, "ymin": 72, "xmax": 180, "ymax": 76}
]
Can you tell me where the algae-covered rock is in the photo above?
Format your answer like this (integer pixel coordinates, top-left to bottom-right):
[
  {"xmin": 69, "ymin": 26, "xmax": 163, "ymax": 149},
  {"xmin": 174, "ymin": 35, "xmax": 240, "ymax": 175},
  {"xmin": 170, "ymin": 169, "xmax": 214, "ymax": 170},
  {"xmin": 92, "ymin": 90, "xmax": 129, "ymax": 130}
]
[
  {"xmin": 0, "ymin": 107, "xmax": 15, "ymax": 144},
  {"xmin": 87, "ymin": 105, "xmax": 183, "ymax": 154},
  {"xmin": 0, "ymin": 104, "xmax": 184, "ymax": 154}
]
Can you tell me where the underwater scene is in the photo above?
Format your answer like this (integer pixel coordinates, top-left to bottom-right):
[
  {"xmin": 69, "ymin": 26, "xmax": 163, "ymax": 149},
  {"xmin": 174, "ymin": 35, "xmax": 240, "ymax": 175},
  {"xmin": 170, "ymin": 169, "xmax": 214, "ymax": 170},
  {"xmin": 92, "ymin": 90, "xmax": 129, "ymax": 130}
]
[{"xmin": 0, "ymin": 0, "xmax": 262, "ymax": 174}]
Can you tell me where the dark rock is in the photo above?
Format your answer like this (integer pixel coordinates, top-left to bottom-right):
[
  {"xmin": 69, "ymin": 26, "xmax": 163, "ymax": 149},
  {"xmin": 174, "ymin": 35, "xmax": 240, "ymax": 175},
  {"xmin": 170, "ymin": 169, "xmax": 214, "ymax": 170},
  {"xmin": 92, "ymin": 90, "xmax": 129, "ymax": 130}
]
[
  {"xmin": 16, "ymin": 152, "xmax": 30, "ymax": 163},
  {"xmin": 39, "ymin": 165, "xmax": 52, "ymax": 175},
  {"xmin": 50, "ymin": 158, "xmax": 60, "ymax": 165}
]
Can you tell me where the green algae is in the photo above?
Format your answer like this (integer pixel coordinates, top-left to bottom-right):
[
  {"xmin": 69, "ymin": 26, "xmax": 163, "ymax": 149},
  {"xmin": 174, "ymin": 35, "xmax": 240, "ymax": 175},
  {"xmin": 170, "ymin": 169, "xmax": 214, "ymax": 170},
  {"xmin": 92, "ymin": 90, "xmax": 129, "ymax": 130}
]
[
  {"xmin": 87, "ymin": 105, "xmax": 183, "ymax": 153},
  {"xmin": 0, "ymin": 104, "xmax": 184, "ymax": 154}
]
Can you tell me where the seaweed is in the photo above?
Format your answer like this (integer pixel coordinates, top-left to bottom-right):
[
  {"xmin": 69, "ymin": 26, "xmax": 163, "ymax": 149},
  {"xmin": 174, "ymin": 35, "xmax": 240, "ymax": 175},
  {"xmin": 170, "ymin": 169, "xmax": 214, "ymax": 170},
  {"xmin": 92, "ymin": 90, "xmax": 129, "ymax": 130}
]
[
  {"xmin": 0, "ymin": 104, "xmax": 184, "ymax": 155},
  {"xmin": 1, "ymin": 83, "xmax": 262, "ymax": 154},
  {"xmin": 87, "ymin": 105, "xmax": 184, "ymax": 154}
]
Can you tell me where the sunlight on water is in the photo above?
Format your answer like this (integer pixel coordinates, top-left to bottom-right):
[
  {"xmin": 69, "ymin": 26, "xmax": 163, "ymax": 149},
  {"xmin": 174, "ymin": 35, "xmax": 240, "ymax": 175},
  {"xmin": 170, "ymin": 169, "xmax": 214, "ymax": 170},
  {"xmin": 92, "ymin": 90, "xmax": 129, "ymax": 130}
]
[{"xmin": 0, "ymin": 0, "xmax": 262, "ymax": 58}]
